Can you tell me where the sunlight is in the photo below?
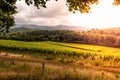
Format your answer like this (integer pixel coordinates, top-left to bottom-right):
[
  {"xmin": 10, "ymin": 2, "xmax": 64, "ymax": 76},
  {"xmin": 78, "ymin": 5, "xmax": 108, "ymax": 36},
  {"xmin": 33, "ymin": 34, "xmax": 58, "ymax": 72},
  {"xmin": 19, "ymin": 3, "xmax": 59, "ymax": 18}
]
[{"xmin": 68, "ymin": 0, "xmax": 120, "ymax": 28}]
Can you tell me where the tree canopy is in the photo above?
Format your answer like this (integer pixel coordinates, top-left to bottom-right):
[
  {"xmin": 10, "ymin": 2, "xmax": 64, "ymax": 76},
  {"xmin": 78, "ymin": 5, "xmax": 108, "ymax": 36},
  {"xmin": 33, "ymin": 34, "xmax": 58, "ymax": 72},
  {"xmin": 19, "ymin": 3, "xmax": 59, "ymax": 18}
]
[{"xmin": 0, "ymin": 0, "xmax": 120, "ymax": 33}]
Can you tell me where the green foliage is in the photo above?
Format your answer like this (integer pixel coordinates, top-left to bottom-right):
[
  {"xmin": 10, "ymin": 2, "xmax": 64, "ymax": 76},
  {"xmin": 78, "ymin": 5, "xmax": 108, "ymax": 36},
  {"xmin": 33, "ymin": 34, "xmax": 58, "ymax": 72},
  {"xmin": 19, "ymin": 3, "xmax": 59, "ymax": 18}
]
[
  {"xmin": 0, "ymin": 0, "xmax": 16, "ymax": 33},
  {"xmin": 66, "ymin": 0, "xmax": 98, "ymax": 13},
  {"xmin": 2, "ymin": 29, "xmax": 120, "ymax": 48},
  {"xmin": 1, "ymin": 30, "xmax": 82, "ymax": 42}
]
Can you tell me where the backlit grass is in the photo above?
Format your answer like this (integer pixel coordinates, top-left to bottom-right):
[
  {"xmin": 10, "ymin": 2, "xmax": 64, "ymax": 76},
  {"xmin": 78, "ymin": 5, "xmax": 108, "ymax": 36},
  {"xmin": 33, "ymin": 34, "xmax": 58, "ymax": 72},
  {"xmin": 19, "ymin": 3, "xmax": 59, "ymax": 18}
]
[
  {"xmin": 1, "ymin": 39, "xmax": 120, "ymax": 67},
  {"xmin": 0, "ymin": 39, "xmax": 120, "ymax": 57}
]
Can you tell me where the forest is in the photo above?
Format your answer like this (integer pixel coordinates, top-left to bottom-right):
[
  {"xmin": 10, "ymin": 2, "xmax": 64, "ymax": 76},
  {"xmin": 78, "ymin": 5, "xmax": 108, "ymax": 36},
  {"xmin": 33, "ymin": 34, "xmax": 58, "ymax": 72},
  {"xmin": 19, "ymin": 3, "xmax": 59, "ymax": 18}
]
[{"xmin": 1, "ymin": 27, "xmax": 120, "ymax": 48}]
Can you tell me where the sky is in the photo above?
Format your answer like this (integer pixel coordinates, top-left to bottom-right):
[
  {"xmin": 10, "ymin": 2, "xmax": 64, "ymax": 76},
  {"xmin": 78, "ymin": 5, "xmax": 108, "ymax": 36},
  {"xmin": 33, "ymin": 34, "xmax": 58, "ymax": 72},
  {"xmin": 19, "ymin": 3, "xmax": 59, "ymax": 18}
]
[{"xmin": 15, "ymin": 0, "xmax": 120, "ymax": 29}]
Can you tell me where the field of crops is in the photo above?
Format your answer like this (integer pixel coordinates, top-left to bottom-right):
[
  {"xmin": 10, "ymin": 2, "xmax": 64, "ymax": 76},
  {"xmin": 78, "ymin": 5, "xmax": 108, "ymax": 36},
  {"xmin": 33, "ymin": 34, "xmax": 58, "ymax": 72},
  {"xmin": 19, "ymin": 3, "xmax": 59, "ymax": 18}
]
[
  {"xmin": 0, "ymin": 39, "xmax": 120, "ymax": 57},
  {"xmin": 1, "ymin": 39, "xmax": 120, "ymax": 65}
]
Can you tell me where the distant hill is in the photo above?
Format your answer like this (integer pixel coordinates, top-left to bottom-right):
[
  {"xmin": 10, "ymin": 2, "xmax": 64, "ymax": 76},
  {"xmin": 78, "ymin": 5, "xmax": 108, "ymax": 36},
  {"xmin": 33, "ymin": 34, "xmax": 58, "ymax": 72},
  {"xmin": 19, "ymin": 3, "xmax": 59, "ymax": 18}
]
[
  {"xmin": 52, "ymin": 25, "xmax": 89, "ymax": 30},
  {"xmin": 10, "ymin": 24, "xmax": 89, "ymax": 32},
  {"xmin": 10, "ymin": 27, "xmax": 31, "ymax": 32}
]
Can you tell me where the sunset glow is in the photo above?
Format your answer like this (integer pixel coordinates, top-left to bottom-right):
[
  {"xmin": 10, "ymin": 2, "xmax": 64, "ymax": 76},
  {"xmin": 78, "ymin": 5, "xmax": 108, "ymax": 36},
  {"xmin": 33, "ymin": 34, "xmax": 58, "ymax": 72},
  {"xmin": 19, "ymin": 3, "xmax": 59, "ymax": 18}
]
[
  {"xmin": 15, "ymin": 0, "xmax": 120, "ymax": 29},
  {"xmin": 68, "ymin": 0, "xmax": 120, "ymax": 28}
]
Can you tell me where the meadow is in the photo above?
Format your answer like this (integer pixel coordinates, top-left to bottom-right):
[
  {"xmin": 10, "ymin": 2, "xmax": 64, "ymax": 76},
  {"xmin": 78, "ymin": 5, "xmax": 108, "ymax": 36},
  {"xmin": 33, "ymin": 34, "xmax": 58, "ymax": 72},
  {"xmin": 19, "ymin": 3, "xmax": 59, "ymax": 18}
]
[
  {"xmin": 1, "ymin": 39, "xmax": 120, "ymax": 79},
  {"xmin": 1, "ymin": 39, "xmax": 120, "ymax": 55},
  {"xmin": 0, "ymin": 55, "xmax": 119, "ymax": 80}
]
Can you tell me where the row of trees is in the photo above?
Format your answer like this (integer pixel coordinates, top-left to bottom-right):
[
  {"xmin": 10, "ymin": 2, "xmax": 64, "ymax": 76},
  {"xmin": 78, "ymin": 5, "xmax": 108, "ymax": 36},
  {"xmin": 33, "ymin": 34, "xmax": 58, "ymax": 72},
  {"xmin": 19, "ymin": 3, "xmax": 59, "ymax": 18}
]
[
  {"xmin": 0, "ymin": 30, "xmax": 82, "ymax": 42},
  {"xmin": 1, "ymin": 28, "xmax": 120, "ymax": 47}
]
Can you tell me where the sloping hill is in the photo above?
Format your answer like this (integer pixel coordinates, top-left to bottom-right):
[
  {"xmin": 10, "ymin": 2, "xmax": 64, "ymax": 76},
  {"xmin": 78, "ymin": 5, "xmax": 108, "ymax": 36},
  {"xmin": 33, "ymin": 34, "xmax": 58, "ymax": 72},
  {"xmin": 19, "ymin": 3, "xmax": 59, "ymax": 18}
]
[
  {"xmin": 11, "ymin": 24, "xmax": 88, "ymax": 32},
  {"xmin": 10, "ymin": 27, "xmax": 31, "ymax": 32}
]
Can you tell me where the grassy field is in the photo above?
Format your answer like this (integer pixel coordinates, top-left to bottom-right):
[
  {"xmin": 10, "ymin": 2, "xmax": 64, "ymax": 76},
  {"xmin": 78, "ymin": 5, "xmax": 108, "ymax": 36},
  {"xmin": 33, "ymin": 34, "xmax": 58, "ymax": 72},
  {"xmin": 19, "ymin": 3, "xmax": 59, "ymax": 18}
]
[
  {"xmin": 1, "ymin": 39, "xmax": 120, "ymax": 79},
  {"xmin": 0, "ymin": 55, "xmax": 119, "ymax": 80},
  {"xmin": 1, "ymin": 39, "xmax": 120, "ymax": 56}
]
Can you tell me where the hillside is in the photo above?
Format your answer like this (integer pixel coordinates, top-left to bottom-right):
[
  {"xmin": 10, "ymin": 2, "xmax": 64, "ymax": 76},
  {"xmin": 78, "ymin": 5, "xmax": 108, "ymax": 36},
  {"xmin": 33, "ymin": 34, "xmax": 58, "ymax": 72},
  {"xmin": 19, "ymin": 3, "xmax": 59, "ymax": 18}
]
[
  {"xmin": 10, "ymin": 27, "xmax": 31, "ymax": 32},
  {"xmin": 11, "ymin": 24, "xmax": 88, "ymax": 32}
]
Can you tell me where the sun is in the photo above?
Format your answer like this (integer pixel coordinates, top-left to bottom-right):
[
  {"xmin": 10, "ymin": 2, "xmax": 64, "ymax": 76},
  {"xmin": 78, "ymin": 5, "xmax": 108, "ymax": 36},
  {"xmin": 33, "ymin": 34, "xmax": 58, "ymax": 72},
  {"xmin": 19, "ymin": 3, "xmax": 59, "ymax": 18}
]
[{"xmin": 68, "ymin": 0, "xmax": 120, "ymax": 29}]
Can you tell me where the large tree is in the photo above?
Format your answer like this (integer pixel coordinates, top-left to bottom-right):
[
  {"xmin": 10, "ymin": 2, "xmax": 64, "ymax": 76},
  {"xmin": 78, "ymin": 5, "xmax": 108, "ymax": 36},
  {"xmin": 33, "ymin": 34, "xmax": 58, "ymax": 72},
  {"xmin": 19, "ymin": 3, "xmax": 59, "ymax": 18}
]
[{"xmin": 0, "ymin": 0, "xmax": 119, "ymax": 33}]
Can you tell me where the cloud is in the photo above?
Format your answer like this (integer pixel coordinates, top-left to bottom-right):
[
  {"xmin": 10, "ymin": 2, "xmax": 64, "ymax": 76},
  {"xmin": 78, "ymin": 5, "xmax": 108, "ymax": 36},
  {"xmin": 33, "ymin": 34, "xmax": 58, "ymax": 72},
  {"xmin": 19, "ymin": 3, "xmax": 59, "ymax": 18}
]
[
  {"xmin": 15, "ymin": 0, "xmax": 71, "ymax": 26},
  {"xmin": 15, "ymin": 0, "xmax": 120, "ymax": 28},
  {"xmin": 27, "ymin": 1, "xmax": 69, "ymax": 18}
]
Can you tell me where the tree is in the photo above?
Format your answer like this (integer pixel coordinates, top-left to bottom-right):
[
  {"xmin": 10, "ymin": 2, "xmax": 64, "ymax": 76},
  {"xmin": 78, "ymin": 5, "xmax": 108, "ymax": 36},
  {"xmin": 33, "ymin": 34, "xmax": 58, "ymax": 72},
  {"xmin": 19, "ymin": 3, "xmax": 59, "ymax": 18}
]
[
  {"xmin": 0, "ymin": 0, "xmax": 119, "ymax": 33},
  {"xmin": 113, "ymin": 0, "xmax": 120, "ymax": 5},
  {"xmin": 0, "ymin": 0, "xmax": 16, "ymax": 33}
]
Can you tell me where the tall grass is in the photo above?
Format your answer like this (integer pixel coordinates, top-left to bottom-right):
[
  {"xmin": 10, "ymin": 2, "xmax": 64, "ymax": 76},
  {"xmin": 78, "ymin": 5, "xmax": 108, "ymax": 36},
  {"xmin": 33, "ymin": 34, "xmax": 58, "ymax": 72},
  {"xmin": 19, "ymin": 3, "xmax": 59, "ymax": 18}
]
[{"xmin": 0, "ymin": 59, "xmax": 119, "ymax": 80}]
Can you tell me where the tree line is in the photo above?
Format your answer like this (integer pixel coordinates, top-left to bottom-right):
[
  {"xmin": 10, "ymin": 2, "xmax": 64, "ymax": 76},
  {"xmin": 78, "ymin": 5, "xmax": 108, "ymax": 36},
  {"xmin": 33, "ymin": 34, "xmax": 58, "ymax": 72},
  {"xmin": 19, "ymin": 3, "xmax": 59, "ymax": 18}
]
[{"xmin": 1, "ymin": 28, "xmax": 120, "ymax": 47}]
